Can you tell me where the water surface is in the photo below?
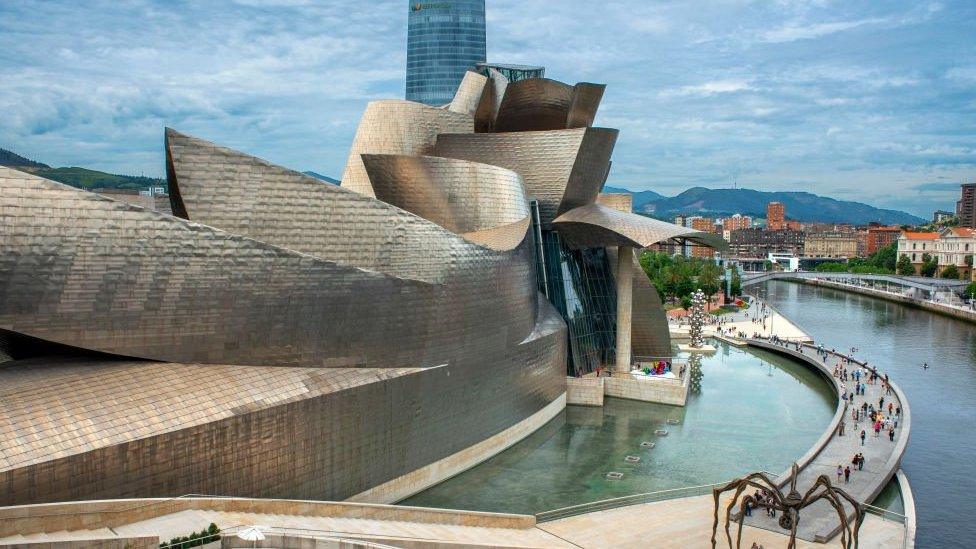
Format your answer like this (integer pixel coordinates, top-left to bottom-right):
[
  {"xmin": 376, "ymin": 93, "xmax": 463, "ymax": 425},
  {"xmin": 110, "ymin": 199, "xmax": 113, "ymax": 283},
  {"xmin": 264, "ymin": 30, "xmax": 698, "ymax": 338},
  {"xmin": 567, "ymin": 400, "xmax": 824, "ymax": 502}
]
[
  {"xmin": 760, "ymin": 281, "xmax": 976, "ymax": 547},
  {"xmin": 402, "ymin": 342, "xmax": 835, "ymax": 514}
]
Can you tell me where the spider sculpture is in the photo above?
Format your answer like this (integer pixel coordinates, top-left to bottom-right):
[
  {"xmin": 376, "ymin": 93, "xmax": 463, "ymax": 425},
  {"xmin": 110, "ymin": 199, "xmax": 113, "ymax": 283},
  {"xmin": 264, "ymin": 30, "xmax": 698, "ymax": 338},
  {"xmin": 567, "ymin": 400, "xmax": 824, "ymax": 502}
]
[{"xmin": 710, "ymin": 463, "xmax": 865, "ymax": 549}]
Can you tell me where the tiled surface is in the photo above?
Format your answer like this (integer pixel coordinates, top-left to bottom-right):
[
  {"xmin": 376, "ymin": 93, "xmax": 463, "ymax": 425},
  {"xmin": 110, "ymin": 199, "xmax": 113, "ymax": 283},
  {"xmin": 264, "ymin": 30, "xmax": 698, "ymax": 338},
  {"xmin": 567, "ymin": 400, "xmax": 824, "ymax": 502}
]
[
  {"xmin": 166, "ymin": 129, "xmax": 485, "ymax": 282},
  {"xmin": 340, "ymin": 101, "xmax": 473, "ymax": 197},
  {"xmin": 554, "ymin": 203, "xmax": 727, "ymax": 251},
  {"xmin": 360, "ymin": 154, "xmax": 528, "ymax": 245},
  {"xmin": 433, "ymin": 128, "xmax": 616, "ymax": 224}
]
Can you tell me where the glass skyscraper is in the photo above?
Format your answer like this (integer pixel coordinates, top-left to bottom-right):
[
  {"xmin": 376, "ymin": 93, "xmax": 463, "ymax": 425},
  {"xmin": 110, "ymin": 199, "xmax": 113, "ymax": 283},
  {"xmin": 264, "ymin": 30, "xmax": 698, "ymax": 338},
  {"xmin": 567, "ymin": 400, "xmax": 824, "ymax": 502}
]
[{"xmin": 406, "ymin": 1, "xmax": 487, "ymax": 106}]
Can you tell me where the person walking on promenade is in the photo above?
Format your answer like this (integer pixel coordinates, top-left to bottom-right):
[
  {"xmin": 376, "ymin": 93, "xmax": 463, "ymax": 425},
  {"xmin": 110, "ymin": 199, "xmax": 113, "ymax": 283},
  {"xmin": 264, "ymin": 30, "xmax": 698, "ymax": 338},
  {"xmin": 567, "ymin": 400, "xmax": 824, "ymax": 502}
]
[
  {"xmin": 844, "ymin": 466, "xmax": 851, "ymax": 484},
  {"xmin": 839, "ymin": 421, "xmax": 845, "ymax": 436},
  {"xmin": 858, "ymin": 453, "xmax": 865, "ymax": 470},
  {"xmin": 874, "ymin": 420, "xmax": 881, "ymax": 437},
  {"xmin": 889, "ymin": 427, "xmax": 895, "ymax": 442},
  {"xmin": 837, "ymin": 465, "xmax": 843, "ymax": 483},
  {"xmin": 860, "ymin": 430, "xmax": 866, "ymax": 445}
]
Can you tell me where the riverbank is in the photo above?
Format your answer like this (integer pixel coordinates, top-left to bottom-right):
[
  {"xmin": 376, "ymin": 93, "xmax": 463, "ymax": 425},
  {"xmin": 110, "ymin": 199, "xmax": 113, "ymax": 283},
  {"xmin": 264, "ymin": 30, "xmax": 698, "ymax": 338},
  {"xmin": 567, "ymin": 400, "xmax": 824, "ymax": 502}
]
[{"xmin": 793, "ymin": 277, "xmax": 976, "ymax": 324}]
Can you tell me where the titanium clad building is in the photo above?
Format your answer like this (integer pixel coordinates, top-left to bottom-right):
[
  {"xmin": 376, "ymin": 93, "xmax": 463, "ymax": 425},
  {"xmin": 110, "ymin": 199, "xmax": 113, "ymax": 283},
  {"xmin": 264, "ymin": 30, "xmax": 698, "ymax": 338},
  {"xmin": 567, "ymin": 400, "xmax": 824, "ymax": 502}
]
[{"xmin": 406, "ymin": 0, "xmax": 486, "ymax": 105}]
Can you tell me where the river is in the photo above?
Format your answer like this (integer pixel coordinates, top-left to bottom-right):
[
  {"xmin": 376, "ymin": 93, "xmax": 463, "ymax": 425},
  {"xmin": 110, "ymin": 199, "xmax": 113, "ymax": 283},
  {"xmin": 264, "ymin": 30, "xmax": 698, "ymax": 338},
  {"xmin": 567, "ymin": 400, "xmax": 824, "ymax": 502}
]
[{"xmin": 761, "ymin": 280, "xmax": 976, "ymax": 548}]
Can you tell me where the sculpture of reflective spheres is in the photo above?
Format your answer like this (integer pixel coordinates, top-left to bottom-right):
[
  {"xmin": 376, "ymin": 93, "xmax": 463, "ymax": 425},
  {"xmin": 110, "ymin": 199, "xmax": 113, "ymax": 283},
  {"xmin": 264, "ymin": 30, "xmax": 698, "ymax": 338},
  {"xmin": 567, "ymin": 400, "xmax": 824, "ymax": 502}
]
[{"xmin": 0, "ymin": 69, "xmax": 722, "ymax": 505}]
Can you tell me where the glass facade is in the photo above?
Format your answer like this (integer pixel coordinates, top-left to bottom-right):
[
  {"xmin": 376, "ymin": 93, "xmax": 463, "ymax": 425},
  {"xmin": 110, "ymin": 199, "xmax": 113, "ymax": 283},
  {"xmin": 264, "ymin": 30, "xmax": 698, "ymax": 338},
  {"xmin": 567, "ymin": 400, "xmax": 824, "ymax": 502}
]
[
  {"xmin": 539, "ymin": 230, "xmax": 618, "ymax": 377},
  {"xmin": 476, "ymin": 63, "xmax": 545, "ymax": 82},
  {"xmin": 406, "ymin": 1, "xmax": 486, "ymax": 106}
]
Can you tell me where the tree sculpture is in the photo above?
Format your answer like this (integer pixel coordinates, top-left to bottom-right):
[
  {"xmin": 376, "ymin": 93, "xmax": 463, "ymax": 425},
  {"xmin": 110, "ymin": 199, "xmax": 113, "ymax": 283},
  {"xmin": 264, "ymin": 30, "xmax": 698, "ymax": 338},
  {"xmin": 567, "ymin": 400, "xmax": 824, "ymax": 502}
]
[
  {"xmin": 689, "ymin": 289, "xmax": 707, "ymax": 348},
  {"xmin": 710, "ymin": 463, "xmax": 864, "ymax": 549}
]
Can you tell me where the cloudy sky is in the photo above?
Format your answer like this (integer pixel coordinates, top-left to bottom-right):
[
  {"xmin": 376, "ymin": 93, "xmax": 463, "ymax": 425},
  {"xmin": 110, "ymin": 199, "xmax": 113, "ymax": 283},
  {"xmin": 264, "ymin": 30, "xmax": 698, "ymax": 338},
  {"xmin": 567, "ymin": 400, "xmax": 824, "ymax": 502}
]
[{"xmin": 1, "ymin": 0, "xmax": 973, "ymax": 216}]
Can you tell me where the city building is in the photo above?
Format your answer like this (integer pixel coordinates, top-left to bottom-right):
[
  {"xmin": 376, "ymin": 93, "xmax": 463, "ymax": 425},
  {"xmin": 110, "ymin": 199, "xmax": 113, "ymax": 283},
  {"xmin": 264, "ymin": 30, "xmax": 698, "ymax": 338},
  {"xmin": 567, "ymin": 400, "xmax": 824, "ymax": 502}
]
[
  {"xmin": 803, "ymin": 231, "xmax": 860, "ymax": 258},
  {"xmin": 476, "ymin": 62, "xmax": 545, "ymax": 82},
  {"xmin": 956, "ymin": 182, "xmax": 976, "ymax": 229},
  {"xmin": 766, "ymin": 201, "xmax": 785, "ymax": 230},
  {"xmin": 866, "ymin": 225, "xmax": 902, "ymax": 254},
  {"xmin": 728, "ymin": 227, "xmax": 804, "ymax": 258},
  {"xmin": 933, "ymin": 209, "xmax": 954, "ymax": 224},
  {"xmin": 934, "ymin": 227, "xmax": 976, "ymax": 279},
  {"xmin": 897, "ymin": 231, "xmax": 939, "ymax": 274},
  {"xmin": 690, "ymin": 217, "xmax": 717, "ymax": 257},
  {"xmin": 92, "ymin": 187, "xmax": 172, "ymax": 215},
  {"xmin": 406, "ymin": 0, "xmax": 486, "ymax": 105},
  {"xmin": 0, "ymin": 70, "xmax": 723, "ymax": 506},
  {"xmin": 719, "ymin": 213, "xmax": 752, "ymax": 232}
]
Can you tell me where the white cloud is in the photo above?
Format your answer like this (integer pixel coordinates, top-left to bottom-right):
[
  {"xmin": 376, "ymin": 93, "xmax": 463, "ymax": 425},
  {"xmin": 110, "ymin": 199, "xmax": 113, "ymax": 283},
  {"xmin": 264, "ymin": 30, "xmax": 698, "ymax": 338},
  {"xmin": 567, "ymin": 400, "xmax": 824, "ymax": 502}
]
[{"xmin": 660, "ymin": 79, "xmax": 752, "ymax": 97}]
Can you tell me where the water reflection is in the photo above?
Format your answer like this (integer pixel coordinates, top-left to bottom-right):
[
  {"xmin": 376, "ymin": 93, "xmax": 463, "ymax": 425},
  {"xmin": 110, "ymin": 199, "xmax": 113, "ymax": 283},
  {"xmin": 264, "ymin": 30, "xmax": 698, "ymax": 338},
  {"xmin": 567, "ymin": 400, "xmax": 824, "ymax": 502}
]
[{"xmin": 401, "ymin": 341, "xmax": 834, "ymax": 514}]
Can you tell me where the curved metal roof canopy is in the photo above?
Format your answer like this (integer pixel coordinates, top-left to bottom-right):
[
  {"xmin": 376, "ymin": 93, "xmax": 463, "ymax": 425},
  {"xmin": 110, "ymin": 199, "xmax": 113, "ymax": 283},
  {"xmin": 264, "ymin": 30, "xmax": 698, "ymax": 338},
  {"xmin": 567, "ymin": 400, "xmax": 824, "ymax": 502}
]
[{"xmin": 552, "ymin": 203, "xmax": 729, "ymax": 251}]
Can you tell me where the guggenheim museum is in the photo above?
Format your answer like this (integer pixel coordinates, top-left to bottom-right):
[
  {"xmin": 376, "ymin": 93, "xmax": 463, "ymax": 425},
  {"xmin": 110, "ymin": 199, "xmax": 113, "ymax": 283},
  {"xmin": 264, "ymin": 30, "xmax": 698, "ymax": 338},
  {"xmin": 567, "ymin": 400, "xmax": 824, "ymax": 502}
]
[{"xmin": 0, "ymin": 69, "xmax": 723, "ymax": 506}]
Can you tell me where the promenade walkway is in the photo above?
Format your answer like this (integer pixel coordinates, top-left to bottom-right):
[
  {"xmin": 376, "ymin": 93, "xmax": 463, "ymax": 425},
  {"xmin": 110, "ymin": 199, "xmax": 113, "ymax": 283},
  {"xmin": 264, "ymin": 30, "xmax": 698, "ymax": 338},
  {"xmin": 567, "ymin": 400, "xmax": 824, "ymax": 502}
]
[
  {"xmin": 671, "ymin": 295, "xmax": 909, "ymax": 543},
  {"xmin": 669, "ymin": 296, "xmax": 811, "ymax": 342},
  {"xmin": 742, "ymin": 339, "xmax": 909, "ymax": 542}
]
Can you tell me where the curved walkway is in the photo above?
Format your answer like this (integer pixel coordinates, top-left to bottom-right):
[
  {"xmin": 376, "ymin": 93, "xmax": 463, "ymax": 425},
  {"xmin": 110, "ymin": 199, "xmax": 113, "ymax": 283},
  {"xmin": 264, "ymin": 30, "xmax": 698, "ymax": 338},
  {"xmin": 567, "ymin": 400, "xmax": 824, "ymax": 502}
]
[
  {"xmin": 744, "ymin": 339, "xmax": 910, "ymax": 542},
  {"xmin": 672, "ymin": 296, "xmax": 911, "ymax": 543}
]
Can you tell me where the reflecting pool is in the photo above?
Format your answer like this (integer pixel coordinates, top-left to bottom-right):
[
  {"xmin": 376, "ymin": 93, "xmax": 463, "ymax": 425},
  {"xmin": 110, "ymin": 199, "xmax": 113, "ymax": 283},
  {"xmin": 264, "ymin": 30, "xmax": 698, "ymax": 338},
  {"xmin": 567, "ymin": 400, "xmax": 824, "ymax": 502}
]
[{"xmin": 401, "ymin": 341, "xmax": 835, "ymax": 514}]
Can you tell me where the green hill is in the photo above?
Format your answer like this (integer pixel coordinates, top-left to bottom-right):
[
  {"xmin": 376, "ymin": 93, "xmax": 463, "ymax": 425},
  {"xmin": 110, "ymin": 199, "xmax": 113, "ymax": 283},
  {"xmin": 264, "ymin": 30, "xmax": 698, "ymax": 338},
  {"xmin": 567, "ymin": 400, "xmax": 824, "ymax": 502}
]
[
  {"xmin": 0, "ymin": 147, "xmax": 164, "ymax": 191},
  {"xmin": 32, "ymin": 167, "xmax": 164, "ymax": 191},
  {"xmin": 0, "ymin": 147, "xmax": 49, "ymax": 169}
]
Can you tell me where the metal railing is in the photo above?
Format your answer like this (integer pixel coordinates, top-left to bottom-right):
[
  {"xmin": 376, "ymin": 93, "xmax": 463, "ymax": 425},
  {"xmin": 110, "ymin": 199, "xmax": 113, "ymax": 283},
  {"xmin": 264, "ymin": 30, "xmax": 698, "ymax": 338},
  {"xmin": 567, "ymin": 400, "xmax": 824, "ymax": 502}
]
[
  {"xmin": 535, "ymin": 474, "xmax": 906, "ymax": 525},
  {"xmin": 535, "ymin": 481, "xmax": 728, "ymax": 522}
]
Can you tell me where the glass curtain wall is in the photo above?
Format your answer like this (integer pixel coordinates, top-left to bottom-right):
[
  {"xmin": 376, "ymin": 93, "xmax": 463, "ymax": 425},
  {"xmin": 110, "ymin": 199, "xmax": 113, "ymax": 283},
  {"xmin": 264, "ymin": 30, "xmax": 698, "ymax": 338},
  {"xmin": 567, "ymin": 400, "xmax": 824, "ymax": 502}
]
[
  {"xmin": 406, "ymin": 1, "xmax": 487, "ymax": 105},
  {"xmin": 539, "ymin": 231, "xmax": 618, "ymax": 377}
]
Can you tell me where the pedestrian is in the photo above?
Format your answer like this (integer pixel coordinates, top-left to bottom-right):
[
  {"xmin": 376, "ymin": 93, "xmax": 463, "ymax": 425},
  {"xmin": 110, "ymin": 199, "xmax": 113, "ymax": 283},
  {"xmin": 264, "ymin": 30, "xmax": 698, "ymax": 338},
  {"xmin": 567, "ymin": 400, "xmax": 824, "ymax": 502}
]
[
  {"xmin": 836, "ymin": 465, "xmax": 843, "ymax": 482},
  {"xmin": 858, "ymin": 453, "xmax": 864, "ymax": 470},
  {"xmin": 844, "ymin": 466, "xmax": 851, "ymax": 484},
  {"xmin": 839, "ymin": 421, "xmax": 845, "ymax": 437},
  {"xmin": 860, "ymin": 430, "xmax": 866, "ymax": 445},
  {"xmin": 889, "ymin": 428, "xmax": 895, "ymax": 442}
]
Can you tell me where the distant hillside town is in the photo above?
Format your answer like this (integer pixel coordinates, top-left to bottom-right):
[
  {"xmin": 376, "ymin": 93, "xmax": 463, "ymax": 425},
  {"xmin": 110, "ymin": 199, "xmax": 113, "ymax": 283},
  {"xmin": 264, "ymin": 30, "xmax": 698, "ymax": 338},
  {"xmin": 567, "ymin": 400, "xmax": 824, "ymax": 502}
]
[{"xmin": 660, "ymin": 189, "xmax": 976, "ymax": 283}]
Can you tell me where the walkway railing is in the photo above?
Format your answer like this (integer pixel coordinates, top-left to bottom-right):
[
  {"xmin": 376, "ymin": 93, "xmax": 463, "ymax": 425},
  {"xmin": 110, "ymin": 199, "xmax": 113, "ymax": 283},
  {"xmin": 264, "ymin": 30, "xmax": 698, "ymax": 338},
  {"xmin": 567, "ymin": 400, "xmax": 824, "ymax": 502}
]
[
  {"xmin": 535, "ymin": 481, "xmax": 728, "ymax": 523},
  {"xmin": 534, "ymin": 474, "xmax": 906, "ymax": 525}
]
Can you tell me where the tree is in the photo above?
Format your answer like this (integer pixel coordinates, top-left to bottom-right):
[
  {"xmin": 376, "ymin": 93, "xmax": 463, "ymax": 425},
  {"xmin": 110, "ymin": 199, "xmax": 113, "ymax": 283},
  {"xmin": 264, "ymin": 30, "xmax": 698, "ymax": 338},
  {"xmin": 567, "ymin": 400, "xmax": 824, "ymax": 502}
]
[
  {"xmin": 896, "ymin": 255, "xmax": 915, "ymax": 276},
  {"xmin": 730, "ymin": 272, "xmax": 742, "ymax": 297},
  {"xmin": 920, "ymin": 253, "xmax": 938, "ymax": 277},
  {"xmin": 965, "ymin": 282, "xmax": 976, "ymax": 300},
  {"xmin": 696, "ymin": 263, "xmax": 722, "ymax": 306},
  {"xmin": 941, "ymin": 264, "xmax": 960, "ymax": 279}
]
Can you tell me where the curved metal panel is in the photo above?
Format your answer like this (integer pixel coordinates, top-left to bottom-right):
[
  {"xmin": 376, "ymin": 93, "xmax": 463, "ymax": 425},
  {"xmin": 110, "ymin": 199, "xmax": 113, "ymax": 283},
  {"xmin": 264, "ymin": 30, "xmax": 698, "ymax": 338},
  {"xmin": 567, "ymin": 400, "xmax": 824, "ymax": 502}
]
[
  {"xmin": 604, "ymin": 246, "xmax": 672, "ymax": 359},
  {"xmin": 0, "ymin": 296, "xmax": 565, "ymax": 505},
  {"xmin": 567, "ymin": 83, "xmax": 606, "ymax": 128},
  {"xmin": 494, "ymin": 78, "xmax": 574, "ymax": 132},
  {"xmin": 433, "ymin": 127, "xmax": 617, "ymax": 225},
  {"xmin": 361, "ymin": 154, "xmax": 528, "ymax": 238},
  {"xmin": 0, "ymin": 168, "xmax": 539, "ymax": 367},
  {"xmin": 166, "ymin": 129, "xmax": 495, "ymax": 283},
  {"xmin": 631, "ymin": 257, "xmax": 672, "ymax": 357},
  {"xmin": 447, "ymin": 70, "xmax": 488, "ymax": 116},
  {"xmin": 340, "ymin": 100, "xmax": 473, "ymax": 197},
  {"xmin": 493, "ymin": 79, "xmax": 606, "ymax": 132},
  {"xmin": 553, "ymin": 203, "xmax": 729, "ymax": 251}
]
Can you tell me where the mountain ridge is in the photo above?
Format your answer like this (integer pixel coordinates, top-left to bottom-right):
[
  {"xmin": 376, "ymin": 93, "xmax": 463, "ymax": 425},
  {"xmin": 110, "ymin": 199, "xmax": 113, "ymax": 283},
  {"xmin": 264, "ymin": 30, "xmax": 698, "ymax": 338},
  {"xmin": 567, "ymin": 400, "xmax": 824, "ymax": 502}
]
[{"xmin": 604, "ymin": 185, "xmax": 925, "ymax": 225}]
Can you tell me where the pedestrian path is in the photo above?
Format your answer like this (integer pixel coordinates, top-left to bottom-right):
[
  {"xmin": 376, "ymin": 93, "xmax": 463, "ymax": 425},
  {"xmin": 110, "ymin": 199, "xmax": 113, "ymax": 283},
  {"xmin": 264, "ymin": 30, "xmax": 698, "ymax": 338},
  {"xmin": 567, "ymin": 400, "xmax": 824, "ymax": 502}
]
[
  {"xmin": 669, "ymin": 296, "xmax": 811, "ymax": 343},
  {"xmin": 742, "ymin": 339, "xmax": 910, "ymax": 542}
]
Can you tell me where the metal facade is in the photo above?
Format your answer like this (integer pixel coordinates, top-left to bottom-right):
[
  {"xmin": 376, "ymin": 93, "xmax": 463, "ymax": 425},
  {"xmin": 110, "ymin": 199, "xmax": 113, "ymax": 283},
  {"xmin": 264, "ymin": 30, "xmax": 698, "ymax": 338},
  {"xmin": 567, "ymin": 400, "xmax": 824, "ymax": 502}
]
[{"xmin": 0, "ymin": 69, "xmax": 722, "ymax": 505}]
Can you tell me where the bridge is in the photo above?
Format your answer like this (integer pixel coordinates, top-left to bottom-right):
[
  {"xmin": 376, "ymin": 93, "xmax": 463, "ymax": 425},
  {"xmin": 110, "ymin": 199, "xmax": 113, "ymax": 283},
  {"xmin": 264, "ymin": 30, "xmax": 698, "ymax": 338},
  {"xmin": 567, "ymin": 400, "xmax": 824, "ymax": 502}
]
[{"xmin": 741, "ymin": 270, "xmax": 970, "ymax": 295}]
